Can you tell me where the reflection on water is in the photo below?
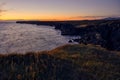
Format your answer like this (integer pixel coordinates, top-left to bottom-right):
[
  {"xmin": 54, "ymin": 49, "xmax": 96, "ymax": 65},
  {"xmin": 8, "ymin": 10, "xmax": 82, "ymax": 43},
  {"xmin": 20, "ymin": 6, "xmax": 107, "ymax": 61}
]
[{"xmin": 0, "ymin": 22, "xmax": 71, "ymax": 54}]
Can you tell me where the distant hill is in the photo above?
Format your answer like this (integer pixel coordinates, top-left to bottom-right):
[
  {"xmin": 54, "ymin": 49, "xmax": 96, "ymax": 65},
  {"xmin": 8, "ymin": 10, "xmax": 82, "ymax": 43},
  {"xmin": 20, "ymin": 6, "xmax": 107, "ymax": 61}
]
[{"xmin": 103, "ymin": 17, "xmax": 120, "ymax": 20}]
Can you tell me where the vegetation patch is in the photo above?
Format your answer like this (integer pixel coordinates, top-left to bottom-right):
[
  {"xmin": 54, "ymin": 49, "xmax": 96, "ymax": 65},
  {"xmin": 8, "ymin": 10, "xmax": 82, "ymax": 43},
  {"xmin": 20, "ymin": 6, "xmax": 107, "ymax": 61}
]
[{"xmin": 0, "ymin": 44, "xmax": 120, "ymax": 80}]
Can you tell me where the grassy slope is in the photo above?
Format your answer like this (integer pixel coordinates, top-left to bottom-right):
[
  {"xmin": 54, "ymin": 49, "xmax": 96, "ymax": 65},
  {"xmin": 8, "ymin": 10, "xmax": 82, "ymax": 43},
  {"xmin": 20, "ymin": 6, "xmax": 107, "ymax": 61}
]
[{"xmin": 0, "ymin": 44, "xmax": 120, "ymax": 80}]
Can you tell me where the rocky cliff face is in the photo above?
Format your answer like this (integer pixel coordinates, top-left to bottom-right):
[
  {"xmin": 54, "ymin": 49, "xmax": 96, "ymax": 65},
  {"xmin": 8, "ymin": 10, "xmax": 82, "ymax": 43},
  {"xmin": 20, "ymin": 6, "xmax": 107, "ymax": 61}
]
[
  {"xmin": 73, "ymin": 21, "xmax": 120, "ymax": 51},
  {"xmin": 55, "ymin": 23, "xmax": 77, "ymax": 35}
]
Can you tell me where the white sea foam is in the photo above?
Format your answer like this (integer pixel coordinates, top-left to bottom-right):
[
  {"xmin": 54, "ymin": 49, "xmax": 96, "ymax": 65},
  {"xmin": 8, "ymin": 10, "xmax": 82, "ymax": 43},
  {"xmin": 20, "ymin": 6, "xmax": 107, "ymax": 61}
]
[{"xmin": 0, "ymin": 22, "xmax": 69, "ymax": 54}]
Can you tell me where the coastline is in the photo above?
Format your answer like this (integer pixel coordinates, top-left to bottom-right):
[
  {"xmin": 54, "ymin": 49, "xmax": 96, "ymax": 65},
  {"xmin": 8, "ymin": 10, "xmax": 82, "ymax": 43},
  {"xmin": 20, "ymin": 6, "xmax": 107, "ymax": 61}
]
[{"xmin": 16, "ymin": 20, "xmax": 120, "ymax": 51}]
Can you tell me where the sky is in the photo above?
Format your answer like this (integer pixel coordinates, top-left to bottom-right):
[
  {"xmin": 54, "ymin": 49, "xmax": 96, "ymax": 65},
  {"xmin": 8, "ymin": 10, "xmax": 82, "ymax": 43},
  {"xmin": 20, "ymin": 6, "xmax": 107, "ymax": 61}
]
[{"xmin": 0, "ymin": 0, "xmax": 120, "ymax": 20}]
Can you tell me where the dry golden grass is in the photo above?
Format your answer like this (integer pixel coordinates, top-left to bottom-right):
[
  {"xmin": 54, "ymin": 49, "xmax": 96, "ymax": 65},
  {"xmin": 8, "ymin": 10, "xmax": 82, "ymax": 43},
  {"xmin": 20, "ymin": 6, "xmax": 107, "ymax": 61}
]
[{"xmin": 0, "ymin": 44, "xmax": 120, "ymax": 80}]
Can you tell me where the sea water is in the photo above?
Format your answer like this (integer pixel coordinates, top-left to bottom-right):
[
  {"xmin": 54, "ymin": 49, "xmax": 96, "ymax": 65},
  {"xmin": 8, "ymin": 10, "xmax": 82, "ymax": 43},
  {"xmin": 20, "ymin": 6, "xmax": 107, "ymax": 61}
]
[{"xmin": 0, "ymin": 22, "xmax": 76, "ymax": 54}]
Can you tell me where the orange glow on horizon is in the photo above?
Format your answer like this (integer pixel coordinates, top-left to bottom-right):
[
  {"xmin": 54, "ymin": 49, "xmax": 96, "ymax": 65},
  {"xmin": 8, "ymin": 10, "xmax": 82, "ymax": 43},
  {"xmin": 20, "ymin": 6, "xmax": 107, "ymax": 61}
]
[
  {"xmin": 0, "ymin": 11, "xmax": 100, "ymax": 21},
  {"xmin": 1, "ymin": 12, "xmax": 71, "ymax": 21},
  {"xmin": 0, "ymin": 11, "xmax": 105, "ymax": 21},
  {"xmin": 1, "ymin": 14, "xmax": 99, "ymax": 21}
]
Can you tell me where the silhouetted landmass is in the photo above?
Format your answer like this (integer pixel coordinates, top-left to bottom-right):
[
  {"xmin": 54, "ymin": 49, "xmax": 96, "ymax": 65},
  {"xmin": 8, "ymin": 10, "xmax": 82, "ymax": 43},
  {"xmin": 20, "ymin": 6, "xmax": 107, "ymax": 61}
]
[
  {"xmin": 0, "ymin": 44, "xmax": 120, "ymax": 80},
  {"xmin": 103, "ymin": 17, "xmax": 120, "ymax": 20},
  {"xmin": 17, "ymin": 20, "xmax": 120, "ymax": 51}
]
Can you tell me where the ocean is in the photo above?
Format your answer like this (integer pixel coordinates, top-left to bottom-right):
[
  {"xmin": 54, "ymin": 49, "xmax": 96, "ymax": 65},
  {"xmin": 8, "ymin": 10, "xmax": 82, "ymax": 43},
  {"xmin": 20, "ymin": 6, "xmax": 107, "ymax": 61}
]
[{"xmin": 0, "ymin": 22, "xmax": 73, "ymax": 54}]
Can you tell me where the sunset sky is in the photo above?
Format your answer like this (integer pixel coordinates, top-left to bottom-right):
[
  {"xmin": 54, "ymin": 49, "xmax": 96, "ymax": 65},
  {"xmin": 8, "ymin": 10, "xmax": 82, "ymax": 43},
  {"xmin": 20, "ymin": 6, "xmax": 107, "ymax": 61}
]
[{"xmin": 0, "ymin": 0, "xmax": 120, "ymax": 21}]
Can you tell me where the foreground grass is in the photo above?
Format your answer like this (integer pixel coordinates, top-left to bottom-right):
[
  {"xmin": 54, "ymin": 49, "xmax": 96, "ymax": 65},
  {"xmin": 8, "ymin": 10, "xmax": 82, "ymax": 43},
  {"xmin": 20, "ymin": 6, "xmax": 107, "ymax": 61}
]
[{"xmin": 0, "ymin": 44, "xmax": 120, "ymax": 80}]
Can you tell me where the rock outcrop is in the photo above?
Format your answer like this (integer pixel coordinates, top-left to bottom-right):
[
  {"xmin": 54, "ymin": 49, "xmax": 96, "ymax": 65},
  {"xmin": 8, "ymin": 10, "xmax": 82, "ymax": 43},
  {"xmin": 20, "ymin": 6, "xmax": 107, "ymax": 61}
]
[{"xmin": 74, "ymin": 21, "xmax": 120, "ymax": 51}]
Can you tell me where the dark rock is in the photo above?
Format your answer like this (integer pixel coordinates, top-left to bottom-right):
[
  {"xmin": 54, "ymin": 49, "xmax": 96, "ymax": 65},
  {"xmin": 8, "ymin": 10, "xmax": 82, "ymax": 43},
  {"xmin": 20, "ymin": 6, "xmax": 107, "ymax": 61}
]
[
  {"xmin": 73, "ymin": 21, "xmax": 120, "ymax": 51},
  {"xmin": 68, "ymin": 40, "xmax": 73, "ymax": 43}
]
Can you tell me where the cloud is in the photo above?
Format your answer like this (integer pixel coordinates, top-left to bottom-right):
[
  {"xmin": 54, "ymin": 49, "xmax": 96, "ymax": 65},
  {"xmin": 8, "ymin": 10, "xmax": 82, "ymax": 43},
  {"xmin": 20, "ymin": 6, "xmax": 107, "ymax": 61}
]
[
  {"xmin": 69, "ymin": 16, "xmax": 107, "ymax": 20},
  {"xmin": 0, "ymin": 2, "xmax": 6, "ymax": 16},
  {"xmin": 69, "ymin": 15, "xmax": 120, "ymax": 20}
]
